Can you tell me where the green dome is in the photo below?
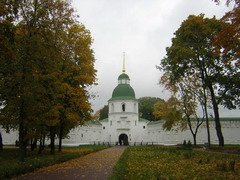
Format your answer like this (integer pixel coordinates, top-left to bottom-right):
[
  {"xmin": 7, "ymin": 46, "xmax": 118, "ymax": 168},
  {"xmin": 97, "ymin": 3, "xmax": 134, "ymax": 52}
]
[
  {"xmin": 118, "ymin": 73, "xmax": 130, "ymax": 80},
  {"xmin": 110, "ymin": 84, "xmax": 136, "ymax": 100}
]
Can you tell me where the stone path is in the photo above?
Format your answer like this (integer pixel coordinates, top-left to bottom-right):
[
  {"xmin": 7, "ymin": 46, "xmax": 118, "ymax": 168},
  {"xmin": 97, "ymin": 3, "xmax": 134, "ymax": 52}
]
[{"xmin": 13, "ymin": 146, "xmax": 127, "ymax": 180}]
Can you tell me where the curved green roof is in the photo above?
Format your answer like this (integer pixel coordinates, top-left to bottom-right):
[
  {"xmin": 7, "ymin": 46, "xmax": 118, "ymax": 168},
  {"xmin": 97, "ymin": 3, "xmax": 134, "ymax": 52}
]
[
  {"xmin": 110, "ymin": 84, "xmax": 136, "ymax": 101},
  {"xmin": 118, "ymin": 73, "xmax": 130, "ymax": 80},
  {"xmin": 99, "ymin": 118, "xmax": 108, "ymax": 123},
  {"xmin": 139, "ymin": 118, "xmax": 150, "ymax": 123}
]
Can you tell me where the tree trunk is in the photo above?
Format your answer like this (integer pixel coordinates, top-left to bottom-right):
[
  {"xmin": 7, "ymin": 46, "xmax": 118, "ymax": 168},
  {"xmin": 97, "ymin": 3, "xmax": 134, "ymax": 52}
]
[
  {"xmin": 182, "ymin": 97, "xmax": 200, "ymax": 148},
  {"xmin": 42, "ymin": 134, "xmax": 45, "ymax": 150},
  {"xmin": 19, "ymin": 62, "xmax": 28, "ymax": 161},
  {"xmin": 203, "ymin": 86, "xmax": 211, "ymax": 147},
  {"xmin": 208, "ymin": 85, "xmax": 224, "ymax": 146},
  {"xmin": 0, "ymin": 132, "xmax": 3, "ymax": 150},
  {"xmin": 186, "ymin": 117, "xmax": 197, "ymax": 147},
  {"xmin": 50, "ymin": 126, "xmax": 55, "ymax": 155},
  {"xmin": 30, "ymin": 139, "xmax": 33, "ymax": 151},
  {"xmin": 19, "ymin": 101, "xmax": 27, "ymax": 162},
  {"xmin": 58, "ymin": 123, "xmax": 63, "ymax": 152},
  {"xmin": 193, "ymin": 133, "xmax": 197, "ymax": 147},
  {"xmin": 205, "ymin": 115, "xmax": 211, "ymax": 147},
  {"xmin": 38, "ymin": 135, "xmax": 42, "ymax": 154},
  {"xmin": 31, "ymin": 139, "xmax": 37, "ymax": 151},
  {"xmin": 19, "ymin": 121, "xmax": 26, "ymax": 161}
]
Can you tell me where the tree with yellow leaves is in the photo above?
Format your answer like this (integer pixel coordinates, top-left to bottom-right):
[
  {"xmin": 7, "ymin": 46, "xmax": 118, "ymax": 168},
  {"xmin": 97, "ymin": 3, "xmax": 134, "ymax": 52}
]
[
  {"xmin": 0, "ymin": 0, "xmax": 96, "ymax": 160},
  {"xmin": 153, "ymin": 96, "xmax": 184, "ymax": 131},
  {"xmin": 213, "ymin": 0, "xmax": 239, "ymax": 61},
  {"xmin": 154, "ymin": 72, "xmax": 211, "ymax": 146},
  {"xmin": 55, "ymin": 23, "xmax": 96, "ymax": 152},
  {"xmin": 158, "ymin": 14, "xmax": 239, "ymax": 146}
]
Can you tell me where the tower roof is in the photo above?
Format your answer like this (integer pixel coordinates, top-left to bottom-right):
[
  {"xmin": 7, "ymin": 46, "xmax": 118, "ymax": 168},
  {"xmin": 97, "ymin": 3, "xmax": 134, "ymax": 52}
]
[
  {"xmin": 118, "ymin": 73, "xmax": 130, "ymax": 80},
  {"xmin": 109, "ymin": 53, "xmax": 136, "ymax": 101},
  {"xmin": 110, "ymin": 84, "xmax": 136, "ymax": 101}
]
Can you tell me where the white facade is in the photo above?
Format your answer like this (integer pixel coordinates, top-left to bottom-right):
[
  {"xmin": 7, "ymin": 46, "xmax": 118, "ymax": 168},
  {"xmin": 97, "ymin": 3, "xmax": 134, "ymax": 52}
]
[{"xmin": 1, "ymin": 72, "xmax": 240, "ymax": 146}]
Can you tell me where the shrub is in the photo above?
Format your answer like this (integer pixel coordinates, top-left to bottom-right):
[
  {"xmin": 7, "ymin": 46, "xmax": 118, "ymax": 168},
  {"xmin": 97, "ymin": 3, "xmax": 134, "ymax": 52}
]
[
  {"xmin": 206, "ymin": 157, "xmax": 210, "ymax": 163},
  {"xmin": 216, "ymin": 160, "xmax": 235, "ymax": 172},
  {"xmin": 187, "ymin": 140, "xmax": 192, "ymax": 149},
  {"xmin": 183, "ymin": 152, "xmax": 194, "ymax": 159},
  {"xmin": 229, "ymin": 160, "xmax": 235, "ymax": 171},
  {"xmin": 181, "ymin": 140, "xmax": 192, "ymax": 150},
  {"xmin": 183, "ymin": 140, "xmax": 187, "ymax": 147},
  {"xmin": 216, "ymin": 161, "xmax": 228, "ymax": 172}
]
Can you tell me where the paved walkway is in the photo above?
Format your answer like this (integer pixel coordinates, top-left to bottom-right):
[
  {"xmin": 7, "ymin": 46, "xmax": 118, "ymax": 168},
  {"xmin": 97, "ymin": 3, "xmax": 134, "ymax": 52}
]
[{"xmin": 13, "ymin": 146, "xmax": 127, "ymax": 180}]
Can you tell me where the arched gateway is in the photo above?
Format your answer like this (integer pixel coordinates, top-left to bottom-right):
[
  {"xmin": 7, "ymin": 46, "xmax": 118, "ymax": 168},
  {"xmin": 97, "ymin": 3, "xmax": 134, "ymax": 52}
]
[{"xmin": 119, "ymin": 134, "xmax": 129, "ymax": 145}]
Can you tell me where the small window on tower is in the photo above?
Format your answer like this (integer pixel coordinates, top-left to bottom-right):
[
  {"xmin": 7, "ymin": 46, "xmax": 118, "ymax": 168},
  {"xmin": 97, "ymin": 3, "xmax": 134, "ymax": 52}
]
[
  {"xmin": 143, "ymin": 126, "xmax": 145, "ymax": 129},
  {"xmin": 122, "ymin": 104, "xmax": 125, "ymax": 112},
  {"xmin": 110, "ymin": 121, "xmax": 112, "ymax": 126},
  {"xmin": 111, "ymin": 103, "xmax": 114, "ymax": 113},
  {"xmin": 134, "ymin": 103, "xmax": 137, "ymax": 112},
  {"xmin": 103, "ymin": 126, "xmax": 105, "ymax": 129}
]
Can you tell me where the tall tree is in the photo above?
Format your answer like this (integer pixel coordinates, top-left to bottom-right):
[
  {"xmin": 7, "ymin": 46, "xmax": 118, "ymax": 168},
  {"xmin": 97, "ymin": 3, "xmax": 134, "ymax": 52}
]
[
  {"xmin": 213, "ymin": 0, "xmax": 240, "ymax": 109},
  {"xmin": 158, "ymin": 73, "xmax": 209, "ymax": 146},
  {"xmin": 159, "ymin": 14, "xmax": 238, "ymax": 146},
  {"xmin": 178, "ymin": 81, "xmax": 205, "ymax": 146},
  {"xmin": 56, "ymin": 23, "xmax": 96, "ymax": 152},
  {"xmin": 0, "ymin": 0, "xmax": 96, "ymax": 160},
  {"xmin": 97, "ymin": 105, "xmax": 109, "ymax": 120},
  {"xmin": 139, "ymin": 97, "xmax": 164, "ymax": 121},
  {"xmin": 0, "ymin": 132, "xmax": 2, "ymax": 150},
  {"xmin": 0, "ymin": 0, "xmax": 49, "ymax": 160}
]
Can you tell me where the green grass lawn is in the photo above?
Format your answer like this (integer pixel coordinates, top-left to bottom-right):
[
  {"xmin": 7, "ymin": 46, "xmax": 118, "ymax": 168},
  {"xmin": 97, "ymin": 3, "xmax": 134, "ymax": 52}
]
[
  {"xmin": 110, "ymin": 146, "xmax": 240, "ymax": 180},
  {"xmin": 0, "ymin": 145, "xmax": 108, "ymax": 179},
  {"xmin": 207, "ymin": 145, "xmax": 240, "ymax": 153}
]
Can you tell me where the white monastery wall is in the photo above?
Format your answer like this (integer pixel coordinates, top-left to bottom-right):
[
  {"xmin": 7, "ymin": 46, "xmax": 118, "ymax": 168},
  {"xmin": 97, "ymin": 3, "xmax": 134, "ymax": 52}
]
[{"xmin": 1, "ymin": 120, "xmax": 240, "ymax": 146}]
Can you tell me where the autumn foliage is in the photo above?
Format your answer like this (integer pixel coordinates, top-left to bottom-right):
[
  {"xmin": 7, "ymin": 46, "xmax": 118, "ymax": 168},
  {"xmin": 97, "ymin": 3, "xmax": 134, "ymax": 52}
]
[
  {"xmin": 214, "ymin": 0, "xmax": 240, "ymax": 65},
  {"xmin": 111, "ymin": 146, "xmax": 240, "ymax": 180},
  {"xmin": 0, "ymin": 0, "xmax": 96, "ymax": 161}
]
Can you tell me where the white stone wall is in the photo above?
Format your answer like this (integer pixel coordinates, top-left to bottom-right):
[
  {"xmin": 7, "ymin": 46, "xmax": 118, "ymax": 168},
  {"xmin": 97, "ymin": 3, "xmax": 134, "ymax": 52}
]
[
  {"xmin": 146, "ymin": 120, "xmax": 240, "ymax": 145},
  {"xmin": 1, "ymin": 120, "xmax": 240, "ymax": 146},
  {"xmin": 63, "ymin": 124, "xmax": 102, "ymax": 145},
  {"xmin": 0, "ymin": 128, "xmax": 18, "ymax": 145}
]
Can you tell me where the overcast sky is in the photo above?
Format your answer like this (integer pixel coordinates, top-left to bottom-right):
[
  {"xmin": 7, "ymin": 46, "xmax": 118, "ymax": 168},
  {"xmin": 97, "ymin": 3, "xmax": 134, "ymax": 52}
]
[{"xmin": 72, "ymin": 0, "xmax": 238, "ymax": 117}]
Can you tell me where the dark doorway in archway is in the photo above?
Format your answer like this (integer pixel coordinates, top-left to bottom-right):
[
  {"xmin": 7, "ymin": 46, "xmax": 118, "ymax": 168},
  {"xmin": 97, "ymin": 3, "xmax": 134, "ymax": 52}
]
[{"xmin": 119, "ymin": 134, "xmax": 129, "ymax": 145}]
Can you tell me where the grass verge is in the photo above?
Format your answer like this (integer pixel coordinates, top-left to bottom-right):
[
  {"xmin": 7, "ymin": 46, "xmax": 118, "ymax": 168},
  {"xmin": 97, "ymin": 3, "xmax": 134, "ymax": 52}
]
[
  {"xmin": 109, "ymin": 147, "xmax": 129, "ymax": 180},
  {"xmin": 110, "ymin": 146, "xmax": 240, "ymax": 180},
  {"xmin": 0, "ymin": 145, "xmax": 108, "ymax": 179}
]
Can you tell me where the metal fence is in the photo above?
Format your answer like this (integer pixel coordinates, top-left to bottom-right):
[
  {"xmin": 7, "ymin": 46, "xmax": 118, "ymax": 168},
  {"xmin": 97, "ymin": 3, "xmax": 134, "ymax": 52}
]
[{"xmin": 90, "ymin": 141, "xmax": 168, "ymax": 146}]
